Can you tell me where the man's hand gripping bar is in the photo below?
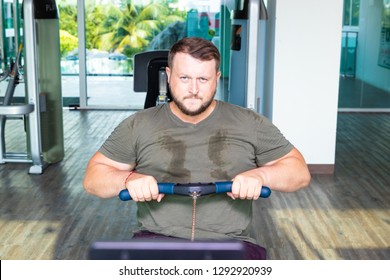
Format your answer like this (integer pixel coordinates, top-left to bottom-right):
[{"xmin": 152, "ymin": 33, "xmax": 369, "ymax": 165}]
[{"xmin": 118, "ymin": 181, "xmax": 271, "ymax": 201}]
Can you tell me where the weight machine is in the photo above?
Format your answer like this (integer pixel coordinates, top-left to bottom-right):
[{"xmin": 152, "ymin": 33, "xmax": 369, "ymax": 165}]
[{"xmin": 0, "ymin": 0, "xmax": 64, "ymax": 174}]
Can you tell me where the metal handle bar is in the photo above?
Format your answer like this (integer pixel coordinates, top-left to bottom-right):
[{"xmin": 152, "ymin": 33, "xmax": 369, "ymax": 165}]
[{"xmin": 119, "ymin": 181, "xmax": 271, "ymax": 201}]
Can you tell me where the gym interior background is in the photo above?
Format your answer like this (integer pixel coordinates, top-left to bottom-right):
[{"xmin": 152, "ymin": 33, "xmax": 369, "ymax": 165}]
[{"xmin": 0, "ymin": 0, "xmax": 389, "ymax": 259}]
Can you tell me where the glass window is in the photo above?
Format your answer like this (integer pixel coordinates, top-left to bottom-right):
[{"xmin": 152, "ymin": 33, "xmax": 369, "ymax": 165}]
[
  {"xmin": 343, "ymin": 0, "xmax": 360, "ymax": 27},
  {"xmin": 58, "ymin": 0, "xmax": 228, "ymax": 109},
  {"xmin": 339, "ymin": 0, "xmax": 390, "ymax": 110},
  {"xmin": 59, "ymin": 0, "xmax": 189, "ymax": 77}
]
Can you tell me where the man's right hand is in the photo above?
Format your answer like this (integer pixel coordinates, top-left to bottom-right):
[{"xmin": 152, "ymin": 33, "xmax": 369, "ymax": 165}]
[{"xmin": 125, "ymin": 172, "xmax": 165, "ymax": 202}]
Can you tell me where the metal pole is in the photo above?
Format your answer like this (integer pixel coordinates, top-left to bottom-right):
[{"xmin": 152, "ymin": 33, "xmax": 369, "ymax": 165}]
[
  {"xmin": 246, "ymin": 0, "xmax": 260, "ymax": 110},
  {"xmin": 13, "ymin": 0, "xmax": 20, "ymax": 54},
  {"xmin": 23, "ymin": 0, "xmax": 44, "ymax": 174},
  {"xmin": 78, "ymin": 0, "xmax": 87, "ymax": 108},
  {"xmin": 0, "ymin": 0, "xmax": 5, "ymax": 68}
]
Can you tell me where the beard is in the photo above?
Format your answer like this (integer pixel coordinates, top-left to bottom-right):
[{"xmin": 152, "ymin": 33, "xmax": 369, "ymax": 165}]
[{"xmin": 170, "ymin": 88, "xmax": 216, "ymax": 117}]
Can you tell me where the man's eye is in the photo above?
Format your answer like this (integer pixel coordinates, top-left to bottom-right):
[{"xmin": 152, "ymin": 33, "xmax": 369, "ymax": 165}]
[
  {"xmin": 180, "ymin": 76, "xmax": 189, "ymax": 81},
  {"xmin": 199, "ymin": 77, "xmax": 208, "ymax": 83}
]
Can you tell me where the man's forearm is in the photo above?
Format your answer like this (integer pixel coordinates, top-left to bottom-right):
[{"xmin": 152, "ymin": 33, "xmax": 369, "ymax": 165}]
[
  {"xmin": 83, "ymin": 163, "xmax": 131, "ymax": 198},
  {"xmin": 258, "ymin": 155, "xmax": 311, "ymax": 192},
  {"xmin": 83, "ymin": 152, "xmax": 136, "ymax": 198}
]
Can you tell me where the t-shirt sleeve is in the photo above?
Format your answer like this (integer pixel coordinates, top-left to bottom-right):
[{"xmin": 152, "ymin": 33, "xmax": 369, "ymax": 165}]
[
  {"xmin": 254, "ymin": 116, "xmax": 294, "ymax": 165},
  {"xmin": 98, "ymin": 116, "xmax": 137, "ymax": 164}
]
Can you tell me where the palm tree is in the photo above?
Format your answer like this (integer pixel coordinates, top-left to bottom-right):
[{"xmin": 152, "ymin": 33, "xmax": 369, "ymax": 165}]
[{"xmin": 96, "ymin": 2, "xmax": 184, "ymax": 57}]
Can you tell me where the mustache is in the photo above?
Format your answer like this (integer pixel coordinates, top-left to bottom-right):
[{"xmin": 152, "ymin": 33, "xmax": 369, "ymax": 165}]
[{"xmin": 183, "ymin": 95, "xmax": 201, "ymax": 99}]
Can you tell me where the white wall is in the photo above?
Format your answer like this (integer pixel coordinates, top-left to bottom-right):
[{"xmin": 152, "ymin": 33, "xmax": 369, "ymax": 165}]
[{"xmin": 265, "ymin": 0, "xmax": 343, "ymax": 167}]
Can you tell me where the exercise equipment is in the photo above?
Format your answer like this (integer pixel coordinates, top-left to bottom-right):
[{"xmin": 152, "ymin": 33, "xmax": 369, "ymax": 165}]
[
  {"xmin": 133, "ymin": 50, "xmax": 171, "ymax": 109},
  {"xmin": 89, "ymin": 239, "xmax": 246, "ymax": 260},
  {"xmin": 0, "ymin": 44, "xmax": 35, "ymax": 166},
  {"xmin": 119, "ymin": 181, "xmax": 271, "ymax": 201},
  {"xmin": 0, "ymin": 0, "xmax": 64, "ymax": 174},
  {"xmin": 119, "ymin": 181, "xmax": 271, "ymax": 241}
]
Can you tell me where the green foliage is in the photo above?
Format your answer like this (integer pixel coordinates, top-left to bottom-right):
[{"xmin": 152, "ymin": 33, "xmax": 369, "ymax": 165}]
[
  {"xmin": 58, "ymin": 1, "xmax": 185, "ymax": 59},
  {"xmin": 59, "ymin": 30, "xmax": 78, "ymax": 57},
  {"xmin": 85, "ymin": 4, "xmax": 108, "ymax": 50},
  {"xmin": 58, "ymin": 3, "xmax": 77, "ymax": 37}
]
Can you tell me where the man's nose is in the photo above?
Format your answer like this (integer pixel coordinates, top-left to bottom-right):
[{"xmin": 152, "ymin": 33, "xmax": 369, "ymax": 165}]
[{"xmin": 189, "ymin": 79, "xmax": 199, "ymax": 94}]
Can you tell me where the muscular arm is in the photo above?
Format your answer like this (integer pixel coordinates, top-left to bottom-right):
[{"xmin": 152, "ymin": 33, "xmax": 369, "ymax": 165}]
[
  {"xmin": 83, "ymin": 152, "xmax": 135, "ymax": 198},
  {"xmin": 230, "ymin": 147, "xmax": 311, "ymax": 200},
  {"xmin": 83, "ymin": 151, "xmax": 162, "ymax": 201},
  {"xmin": 84, "ymin": 147, "xmax": 310, "ymax": 201}
]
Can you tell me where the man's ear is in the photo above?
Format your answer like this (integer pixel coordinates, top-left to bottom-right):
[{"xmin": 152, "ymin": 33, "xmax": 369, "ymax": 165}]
[{"xmin": 165, "ymin": 67, "xmax": 171, "ymax": 82}]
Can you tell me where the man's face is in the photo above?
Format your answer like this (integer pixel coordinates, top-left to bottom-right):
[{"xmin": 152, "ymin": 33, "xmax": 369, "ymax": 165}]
[{"xmin": 166, "ymin": 52, "xmax": 221, "ymax": 117}]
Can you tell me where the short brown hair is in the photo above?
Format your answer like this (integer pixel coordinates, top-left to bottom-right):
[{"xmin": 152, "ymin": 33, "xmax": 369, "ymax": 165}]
[{"xmin": 168, "ymin": 37, "xmax": 220, "ymax": 72}]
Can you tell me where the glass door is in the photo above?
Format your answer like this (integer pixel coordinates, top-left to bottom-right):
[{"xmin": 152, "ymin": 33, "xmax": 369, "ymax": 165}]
[
  {"xmin": 58, "ymin": 0, "xmax": 80, "ymax": 107},
  {"xmin": 84, "ymin": 0, "xmax": 136, "ymax": 108},
  {"xmin": 338, "ymin": 0, "xmax": 390, "ymax": 111}
]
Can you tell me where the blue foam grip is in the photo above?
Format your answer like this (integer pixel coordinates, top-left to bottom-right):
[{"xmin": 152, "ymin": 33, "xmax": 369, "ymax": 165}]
[
  {"xmin": 119, "ymin": 182, "xmax": 175, "ymax": 201},
  {"xmin": 215, "ymin": 181, "xmax": 271, "ymax": 198}
]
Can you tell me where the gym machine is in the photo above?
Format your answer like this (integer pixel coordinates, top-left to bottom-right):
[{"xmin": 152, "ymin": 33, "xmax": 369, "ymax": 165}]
[{"xmin": 0, "ymin": 0, "xmax": 64, "ymax": 174}]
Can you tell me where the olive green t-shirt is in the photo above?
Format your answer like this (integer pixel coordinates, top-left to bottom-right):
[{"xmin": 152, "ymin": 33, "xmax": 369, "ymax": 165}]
[{"xmin": 100, "ymin": 101, "xmax": 293, "ymax": 244}]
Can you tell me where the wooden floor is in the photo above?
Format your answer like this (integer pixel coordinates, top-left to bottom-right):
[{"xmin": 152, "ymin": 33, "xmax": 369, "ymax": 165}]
[{"xmin": 0, "ymin": 110, "xmax": 389, "ymax": 260}]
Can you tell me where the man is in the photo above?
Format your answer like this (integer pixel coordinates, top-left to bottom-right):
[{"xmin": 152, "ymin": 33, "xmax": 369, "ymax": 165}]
[{"xmin": 83, "ymin": 37, "xmax": 311, "ymax": 259}]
